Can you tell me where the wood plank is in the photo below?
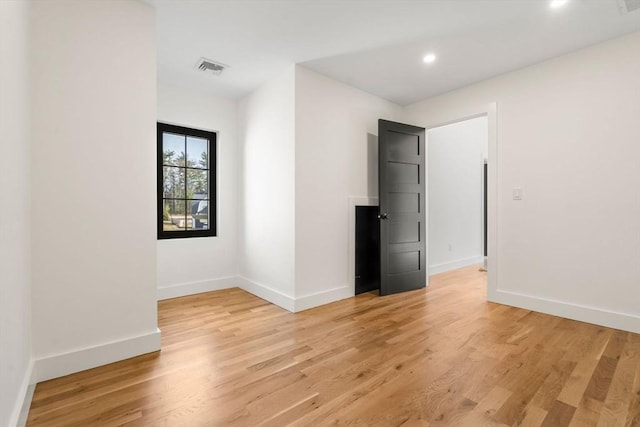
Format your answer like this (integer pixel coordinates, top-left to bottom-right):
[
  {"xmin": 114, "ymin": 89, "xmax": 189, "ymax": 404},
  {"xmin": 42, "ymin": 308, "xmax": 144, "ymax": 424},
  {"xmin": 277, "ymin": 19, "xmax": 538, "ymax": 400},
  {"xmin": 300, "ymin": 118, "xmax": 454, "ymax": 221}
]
[
  {"xmin": 540, "ymin": 400, "xmax": 576, "ymax": 427},
  {"xmin": 520, "ymin": 405, "xmax": 549, "ymax": 427},
  {"xmin": 25, "ymin": 266, "xmax": 640, "ymax": 426},
  {"xmin": 597, "ymin": 333, "xmax": 638, "ymax": 426}
]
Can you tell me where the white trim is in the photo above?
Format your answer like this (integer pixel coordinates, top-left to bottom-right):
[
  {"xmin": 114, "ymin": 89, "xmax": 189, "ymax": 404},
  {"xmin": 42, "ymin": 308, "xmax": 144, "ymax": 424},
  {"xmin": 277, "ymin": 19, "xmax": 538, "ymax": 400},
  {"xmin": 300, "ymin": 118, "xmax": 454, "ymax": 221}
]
[
  {"xmin": 166, "ymin": 275, "xmax": 354, "ymax": 313},
  {"xmin": 8, "ymin": 359, "xmax": 34, "ymax": 427},
  {"xmin": 491, "ymin": 289, "xmax": 640, "ymax": 334},
  {"xmin": 429, "ymin": 256, "xmax": 484, "ymax": 275},
  {"xmin": 34, "ymin": 328, "xmax": 161, "ymax": 383},
  {"xmin": 486, "ymin": 103, "xmax": 498, "ymax": 301},
  {"xmin": 295, "ymin": 286, "xmax": 352, "ymax": 312},
  {"xmin": 347, "ymin": 196, "xmax": 378, "ymax": 296},
  {"xmin": 157, "ymin": 276, "xmax": 237, "ymax": 300},
  {"xmin": 15, "ymin": 382, "xmax": 35, "ymax": 427},
  {"xmin": 424, "ymin": 133, "xmax": 430, "ymax": 288},
  {"xmin": 237, "ymin": 276, "xmax": 296, "ymax": 312}
]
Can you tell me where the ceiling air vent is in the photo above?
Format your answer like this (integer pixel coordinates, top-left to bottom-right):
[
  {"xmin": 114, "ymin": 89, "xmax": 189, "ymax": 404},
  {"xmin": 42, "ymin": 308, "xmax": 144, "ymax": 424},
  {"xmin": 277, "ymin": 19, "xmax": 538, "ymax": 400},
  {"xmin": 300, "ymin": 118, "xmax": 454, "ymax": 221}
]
[
  {"xmin": 618, "ymin": 0, "xmax": 640, "ymax": 14},
  {"xmin": 195, "ymin": 58, "xmax": 229, "ymax": 76}
]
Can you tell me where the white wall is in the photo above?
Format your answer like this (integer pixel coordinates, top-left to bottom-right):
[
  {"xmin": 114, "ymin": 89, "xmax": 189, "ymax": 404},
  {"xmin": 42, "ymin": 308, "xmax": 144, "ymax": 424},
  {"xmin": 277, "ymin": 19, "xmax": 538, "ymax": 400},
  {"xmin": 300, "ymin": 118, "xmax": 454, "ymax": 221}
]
[
  {"xmin": 238, "ymin": 66, "xmax": 297, "ymax": 310},
  {"xmin": 157, "ymin": 83, "xmax": 239, "ymax": 299},
  {"xmin": 427, "ymin": 117, "xmax": 488, "ymax": 274},
  {"xmin": 295, "ymin": 66, "xmax": 402, "ymax": 308},
  {"xmin": 30, "ymin": 0, "xmax": 160, "ymax": 381},
  {"xmin": 405, "ymin": 31, "xmax": 640, "ymax": 333},
  {"xmin": 0, "ymin": 1, "xmax": 32, "ymax": 425}
]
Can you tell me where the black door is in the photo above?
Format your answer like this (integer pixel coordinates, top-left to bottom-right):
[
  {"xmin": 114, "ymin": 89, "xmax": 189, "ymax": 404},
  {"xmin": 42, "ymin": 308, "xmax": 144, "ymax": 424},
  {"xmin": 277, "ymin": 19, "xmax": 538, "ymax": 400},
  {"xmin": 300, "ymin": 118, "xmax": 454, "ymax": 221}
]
[{"xmin": 378, "ymin": 119, "xmax": 426, "ymax": 296}]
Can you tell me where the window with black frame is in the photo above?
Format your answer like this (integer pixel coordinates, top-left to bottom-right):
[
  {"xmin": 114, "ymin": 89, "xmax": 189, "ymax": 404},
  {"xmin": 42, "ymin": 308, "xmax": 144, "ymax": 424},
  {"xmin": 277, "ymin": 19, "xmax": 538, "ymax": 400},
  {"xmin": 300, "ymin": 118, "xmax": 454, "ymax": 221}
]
[{"xmin": 157, "ymin": 123, "xmax": 216, "ymax": 239}]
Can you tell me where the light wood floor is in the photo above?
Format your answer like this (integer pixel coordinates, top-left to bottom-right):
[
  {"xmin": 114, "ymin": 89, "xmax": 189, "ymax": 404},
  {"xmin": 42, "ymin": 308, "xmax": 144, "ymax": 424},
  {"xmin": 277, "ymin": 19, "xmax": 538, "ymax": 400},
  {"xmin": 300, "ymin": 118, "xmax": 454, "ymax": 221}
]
[{"xmin": 27, "ymin": 266, "xmax": 640, "ymax": 426}]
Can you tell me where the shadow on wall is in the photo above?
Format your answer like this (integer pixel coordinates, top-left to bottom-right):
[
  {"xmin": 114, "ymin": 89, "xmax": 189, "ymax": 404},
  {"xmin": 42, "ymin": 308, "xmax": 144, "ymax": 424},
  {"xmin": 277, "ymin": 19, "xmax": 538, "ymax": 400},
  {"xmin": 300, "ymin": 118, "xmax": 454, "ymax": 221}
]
[{"xmin": 367, "ymin": 133, "xmax": 378, "ymax": 197}]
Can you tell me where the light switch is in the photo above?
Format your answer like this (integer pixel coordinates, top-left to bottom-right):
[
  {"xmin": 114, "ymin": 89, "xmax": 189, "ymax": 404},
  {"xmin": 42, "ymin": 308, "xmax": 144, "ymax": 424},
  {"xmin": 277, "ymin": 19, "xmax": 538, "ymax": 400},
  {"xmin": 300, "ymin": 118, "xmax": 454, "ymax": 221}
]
[{"xmin": 513, "ymin": 187, "xmax": 523, "ymax": 201}]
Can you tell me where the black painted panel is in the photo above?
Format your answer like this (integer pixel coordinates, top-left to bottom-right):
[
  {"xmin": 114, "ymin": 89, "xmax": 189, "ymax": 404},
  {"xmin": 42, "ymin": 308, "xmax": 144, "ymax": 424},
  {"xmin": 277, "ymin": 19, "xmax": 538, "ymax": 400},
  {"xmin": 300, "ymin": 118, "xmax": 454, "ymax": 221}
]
[
  {"xmin": 388, "ymin": 131, "xmax": 419, "ymax": 159},
  {"xmin": 355, "ymin": 206, "xmax": 380, "ymax": 295},
  {"xmin": 388, "ymin": 192, "xmax": 420, "ymax": 213},
  {"xmin": 388, "ymin": 251, "xmax": 420, "ymax": 274},
  {"xmin": 389, "ymin": 220, "xmax": 420, "ymax": 244},
  {"xmin": 388, "ymin": 162, "xmax": 419, "ymax": 184}
]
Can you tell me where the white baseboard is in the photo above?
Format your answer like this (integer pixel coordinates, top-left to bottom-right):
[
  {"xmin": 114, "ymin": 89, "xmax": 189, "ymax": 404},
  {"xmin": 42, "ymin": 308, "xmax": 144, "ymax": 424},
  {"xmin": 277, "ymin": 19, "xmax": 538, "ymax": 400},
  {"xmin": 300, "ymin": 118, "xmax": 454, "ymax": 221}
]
[
  {"xmin": 157, "ymin": 274, "xmax": 354, "ymax": 314},
  {"xmin": 157, "ymin": 276, "xmax": 237, "ymax": 301},
  {"xmin": 8, "ymin": 358, "xmax": 34, "ymax": 427},
  {"xmin": 295, "ymin": 286, "xmax": 353, "ymax": 312},
  {"xmin": 429, "ymin": 255, "xmax": 483, "ymax": 275},
  {"xmin": 15, "ymin": 382, "xmax": 35, "ymax": 427},
  {"xmin": 491, "ymin": 289, "xmax": 640, "ymax": 334},
  {"xmin": 237, "ymin": 277, "xmax": 353, "ymax": 313},
  {"xmin": 34, "ymin": 328, "xmax": 161, "ymax": 383},
  {"xmin": 237, "ymin": 276, "xmax": 296, "ymax": 312}
]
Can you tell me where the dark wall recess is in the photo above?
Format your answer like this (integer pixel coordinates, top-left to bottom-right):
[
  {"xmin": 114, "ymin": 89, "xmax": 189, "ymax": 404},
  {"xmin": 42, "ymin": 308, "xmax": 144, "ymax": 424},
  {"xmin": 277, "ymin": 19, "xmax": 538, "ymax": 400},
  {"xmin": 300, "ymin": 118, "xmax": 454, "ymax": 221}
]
[
  {"xmin": 484, "ymin": 162, "xmax": 488, "ymax": 257},
  {"xmin": 355, "ymin": 205, "xmax": 380, "ymax": 295}
]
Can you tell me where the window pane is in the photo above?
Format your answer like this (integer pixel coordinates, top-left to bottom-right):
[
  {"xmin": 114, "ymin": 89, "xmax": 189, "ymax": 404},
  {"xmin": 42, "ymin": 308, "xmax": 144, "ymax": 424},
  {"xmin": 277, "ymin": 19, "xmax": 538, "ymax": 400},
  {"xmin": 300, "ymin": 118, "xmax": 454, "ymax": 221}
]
[
  {"xmin": 162, "ymin": 199, "xmax": 186, "ymax": 231},
  {"xmin": 187, "ymin": 136, "xmax": 208, "ymax": 168},
  {"xmin": 188, "ymin": 199, "xmax": 209, "ymax": 230},
  {"xmin": 158, "ymin": 123, "xmax": 216, "ymax": 239},
  {"xmin": 163, "ymin": 133, "xmax": 185, "ymax": 166},
  {"xmin": 186, "ymin": 168, "xmax": 208, "ymax": 198},
  {"xmin": 163, "ymin": 167, "xmax": 185, "ymax": 199}
]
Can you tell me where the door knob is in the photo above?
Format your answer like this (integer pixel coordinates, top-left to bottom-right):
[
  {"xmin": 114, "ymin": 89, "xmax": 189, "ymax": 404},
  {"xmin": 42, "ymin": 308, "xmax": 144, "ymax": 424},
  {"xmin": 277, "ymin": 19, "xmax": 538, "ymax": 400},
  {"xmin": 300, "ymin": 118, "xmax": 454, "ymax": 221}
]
[{"xmin": 378, "ymin": 213, "xmax": 388, "ymax": 220}]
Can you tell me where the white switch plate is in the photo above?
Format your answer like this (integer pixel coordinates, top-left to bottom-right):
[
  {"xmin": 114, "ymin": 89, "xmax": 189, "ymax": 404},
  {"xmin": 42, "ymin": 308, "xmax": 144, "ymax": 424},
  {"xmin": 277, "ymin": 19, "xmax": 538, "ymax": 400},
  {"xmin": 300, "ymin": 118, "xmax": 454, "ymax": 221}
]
[{"xmin": 513, "ymin": 187, "xmax": 523, "ymax": 200}]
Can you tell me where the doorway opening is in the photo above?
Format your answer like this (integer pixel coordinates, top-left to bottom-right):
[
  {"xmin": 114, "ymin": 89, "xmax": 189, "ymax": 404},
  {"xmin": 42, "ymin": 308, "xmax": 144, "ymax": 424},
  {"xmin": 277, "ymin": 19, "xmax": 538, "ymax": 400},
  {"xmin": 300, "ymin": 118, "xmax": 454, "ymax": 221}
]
[
  {"xmin": 420, "ymin": 103, "xmax": 497, "ymax": 301},
  {"xmin": 350, "ymin": 104, "xmax": 497, "ymax": 300},
  {"xmin": 426, "ymin": 116, "xmax": 488, "ymax": 278}
]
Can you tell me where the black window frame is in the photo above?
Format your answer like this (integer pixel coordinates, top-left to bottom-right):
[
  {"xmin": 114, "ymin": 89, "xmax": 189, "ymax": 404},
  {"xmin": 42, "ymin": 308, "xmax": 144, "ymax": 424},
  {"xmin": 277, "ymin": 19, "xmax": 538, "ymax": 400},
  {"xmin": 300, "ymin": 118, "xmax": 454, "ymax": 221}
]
[{"xmin": 157, "ymin": 122, "xmax": 217, "ymax": 239}]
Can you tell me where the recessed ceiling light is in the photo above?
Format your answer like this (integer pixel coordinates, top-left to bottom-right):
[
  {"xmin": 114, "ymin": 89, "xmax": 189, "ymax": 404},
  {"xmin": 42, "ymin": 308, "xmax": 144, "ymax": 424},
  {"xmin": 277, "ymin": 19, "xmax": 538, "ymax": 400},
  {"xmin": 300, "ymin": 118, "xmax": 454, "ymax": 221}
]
[
  {"xmin": 423, "ymin": 53, "xmax": 436, "ymax": 64},
  {"xmin": 550, "ymin": 0, "xmax": 568, "ymax": 8}
]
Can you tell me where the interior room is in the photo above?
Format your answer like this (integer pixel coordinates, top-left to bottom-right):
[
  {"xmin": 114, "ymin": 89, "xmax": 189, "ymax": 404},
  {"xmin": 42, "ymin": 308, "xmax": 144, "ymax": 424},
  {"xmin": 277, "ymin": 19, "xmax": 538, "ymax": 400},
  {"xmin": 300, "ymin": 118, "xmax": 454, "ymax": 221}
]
[{"xmin": 2, "ymin": 0, "xmax": 640, "ymax": 425}]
